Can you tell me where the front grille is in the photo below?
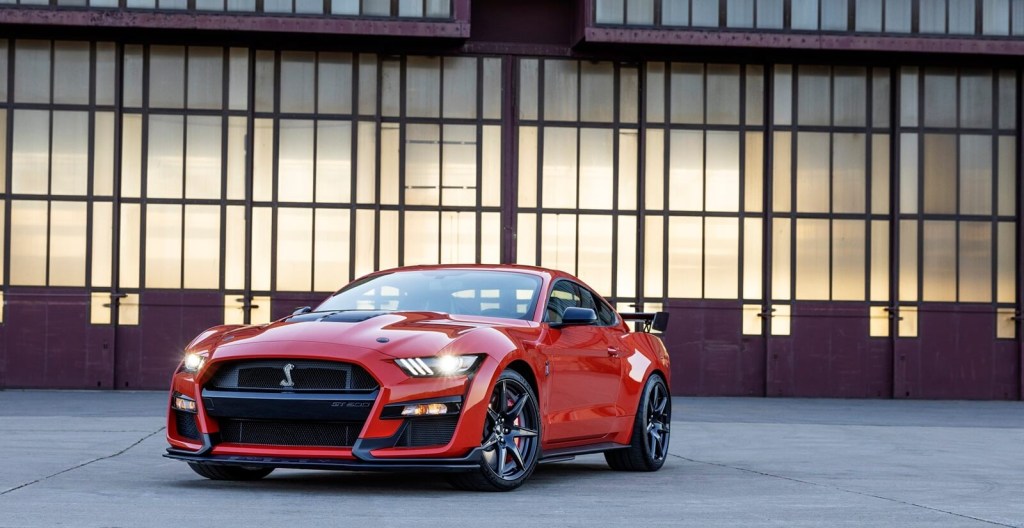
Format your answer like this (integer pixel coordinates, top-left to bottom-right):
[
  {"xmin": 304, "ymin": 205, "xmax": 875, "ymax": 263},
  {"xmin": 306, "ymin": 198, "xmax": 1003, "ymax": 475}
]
[
  {"xmin": 218, "ymin": 419, "xmax": 362, "ymax": 447},
  {"xmin": 174, "ymin": 410, "xmax": 200, "ymax": 440},
  {"xmin": 208, "ymin": 360, "xmax": 378, "ymax": 392},
  {"xmin": 397, "ymin": 417, "xmax": 459, "ymax": 447}
]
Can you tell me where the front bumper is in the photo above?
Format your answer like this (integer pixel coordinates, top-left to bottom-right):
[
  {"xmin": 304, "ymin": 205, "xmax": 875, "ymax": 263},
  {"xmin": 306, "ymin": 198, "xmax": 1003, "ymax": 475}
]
[{"xmin": 166, "ymin": 348, "xmax": 498, "ymax": 467}]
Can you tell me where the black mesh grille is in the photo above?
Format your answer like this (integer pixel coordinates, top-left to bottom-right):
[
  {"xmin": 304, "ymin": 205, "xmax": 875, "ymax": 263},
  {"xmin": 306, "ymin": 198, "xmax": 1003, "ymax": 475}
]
[
  {"xmin": 174, "ymin": 410, "xmax": 200, "ymax": 440},
  {"xmin": 218, "ymin": 419, "xmax": 362, "ymax": 447},
  {"xmin": 397, "ymin": 417, "xmax": 459, "ymax": 447},
  {"xmin": 208, "ymin": 360, "xmax": 378, "ymax": 392}
]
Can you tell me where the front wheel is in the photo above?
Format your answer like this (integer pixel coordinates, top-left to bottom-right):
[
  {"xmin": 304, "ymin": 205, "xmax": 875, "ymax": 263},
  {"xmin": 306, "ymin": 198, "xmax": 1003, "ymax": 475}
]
[
  {"xmin": 448, "ymin": 369, "xmax": 540, "ymax": 491},
  {"xmin": 605, "ymin": 374, "xmax": 671, "ymax": 471}
]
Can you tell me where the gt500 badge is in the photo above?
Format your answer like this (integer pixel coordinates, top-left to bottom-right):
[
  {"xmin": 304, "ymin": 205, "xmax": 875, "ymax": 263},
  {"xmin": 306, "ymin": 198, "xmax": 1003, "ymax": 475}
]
[{"xmin": 332, "ymin": 402, "xmax": 372, "ymax": 408}]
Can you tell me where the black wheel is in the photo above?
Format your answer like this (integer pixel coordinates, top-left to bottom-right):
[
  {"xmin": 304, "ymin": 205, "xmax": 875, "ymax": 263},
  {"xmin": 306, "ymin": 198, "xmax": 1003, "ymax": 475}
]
[
  {"xmin": 605, "ymin": 374, "xmax": 670, "ymax": 471},
  {"xmin": 187, "ymin": 462, "xmax": 274, "ymax": 481},
  {"xmin": 448, "ymin": 369, "xmax": 540, "ymax": 492}
]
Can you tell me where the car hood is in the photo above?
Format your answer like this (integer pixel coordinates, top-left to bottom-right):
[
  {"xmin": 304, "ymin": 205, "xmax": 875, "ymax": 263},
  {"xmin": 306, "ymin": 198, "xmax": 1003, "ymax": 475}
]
[{"xmin": 205, "ymin": 311, "xmax": 536, "ymax": 359}]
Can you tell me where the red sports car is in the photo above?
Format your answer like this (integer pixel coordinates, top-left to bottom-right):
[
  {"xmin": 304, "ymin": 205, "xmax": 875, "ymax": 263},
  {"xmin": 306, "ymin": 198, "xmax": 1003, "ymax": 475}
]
[{"xmin": 165, "ymin": 265, "xmax": 671, "ymax": 491}]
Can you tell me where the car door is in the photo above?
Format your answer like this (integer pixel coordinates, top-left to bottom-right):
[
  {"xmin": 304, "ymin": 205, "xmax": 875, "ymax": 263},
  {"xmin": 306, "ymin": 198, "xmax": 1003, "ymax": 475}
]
[{"xmin": 542, "ymin": 280, "xmax": 623, "ymax": 444}]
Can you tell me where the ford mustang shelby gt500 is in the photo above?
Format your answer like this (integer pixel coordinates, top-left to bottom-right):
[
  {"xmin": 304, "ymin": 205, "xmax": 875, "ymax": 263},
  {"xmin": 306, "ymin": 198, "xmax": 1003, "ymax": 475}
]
[{"xmin": 165, "ymin": 265, "xmax": 671, "ymax": 491}]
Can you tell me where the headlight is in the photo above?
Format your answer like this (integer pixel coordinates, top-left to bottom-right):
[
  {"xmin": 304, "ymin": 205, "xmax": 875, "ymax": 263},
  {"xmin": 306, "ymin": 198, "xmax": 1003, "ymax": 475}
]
[
  {"xmin": 395, "ymin": 355, "xmax": 480, "ymax": 377},
  {"xmin": 182, "ymin": 353, "xmax": 206, "ymax": 374}
]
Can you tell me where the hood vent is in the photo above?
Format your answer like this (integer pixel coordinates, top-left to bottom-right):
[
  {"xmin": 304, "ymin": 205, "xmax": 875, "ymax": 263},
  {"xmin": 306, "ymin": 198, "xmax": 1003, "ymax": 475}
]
[{"xmin": 287, "ymin": 310, "xmax": 389, "ymax": 324}]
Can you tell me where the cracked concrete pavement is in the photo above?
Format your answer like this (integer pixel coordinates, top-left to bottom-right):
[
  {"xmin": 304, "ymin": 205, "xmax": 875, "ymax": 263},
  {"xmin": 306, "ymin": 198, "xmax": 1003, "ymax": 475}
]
[{"xmin": 1, "ymin": 391, "xmax": 1022, "ymax": 527}]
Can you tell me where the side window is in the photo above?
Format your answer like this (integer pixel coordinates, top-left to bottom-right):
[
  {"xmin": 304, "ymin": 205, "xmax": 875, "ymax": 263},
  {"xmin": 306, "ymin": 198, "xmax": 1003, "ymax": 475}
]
[
  {"xmin": 546, "ymin": 281, "xmax": 580, "ymax": 323},
  {"xmin": 579, "ymin": 286, "xmax": 617, "ymax": 326}
]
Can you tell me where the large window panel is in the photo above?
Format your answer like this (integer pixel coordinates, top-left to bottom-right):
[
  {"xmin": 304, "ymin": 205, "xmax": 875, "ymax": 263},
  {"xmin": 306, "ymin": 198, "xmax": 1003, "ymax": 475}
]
[
  {"xmin": 10, "ymin": 201, "xmax": 49, "ymax": 285},
  {"xmin": 48, "ymin": 202, "xmax": 87, "ymax": 287},
  {"xmin": 959, "ymin": 135, "xmax": 992, "ymax": 215},
  {"xmin": 667, "ymin": 217, "xmax": 702, "ymax": 298},
  {"xmin": 277, "ymin": 120, "xmax": 315, "ymax": 203},
  {"xmin": 668, "ymin": 130, "xmax": 702, "ymax": 211},
  {"xmin": 922, "ymin": 221, "xmax": 957, "ymax": 302},
  {"xmin": 542, "ymin": 127, "xmax": 578, "ymax": 209},
  {"xmin": 440, "ymin": 211, "xmax": 476, "ymax": 265},
  {"xmin": 669, "ymin": 63, "xmax": 703, "ymax": 124},
  {"xmin": 543, "ymin": 60, "xmax": 578, "ymax": 122},
  {"xmin": 705, "ymin": 132, "xmax": 740, "ymax": 213},
  {"xmin": 958, "ymin": 222, "xmax": 992, "ymax": 302},
  {"xmin": 276, "ymin": 208, "xmax": 313, "ymax": 291},
  {"xmin": 406, "ymin": 211, "xmax": 441, "ymax": 265},
  {"xmin": 577, "ymin": 215, "xmax": 614, "ymax": 295},
  {"xmin": 922, "ymin": 134, "xmax": 956, "ymax": 214},
  {"xmin": 541, "ymin": 214, "xmax": 577, "ymax": 272},
  {"xmin": 796, "ymin": 132, "xmax": 830, "ymax": 213},
  {"xmin": 11, "ymin": 110, "xmax": 50, "ymax": 195},
  {"xmin": 795, "ymin": 219, "xmax": 830, "ymax": 300},
  {"xmin": 833, "ymin": 133, "xmax": 867, "ymax": 214},
  {"xmin": 187, "ymin": 47, "xmax": 223, "ymax": 110},
  {"xmin": 185, "ymin": 116, "xmax": 222, "ymax": 200},
  {"xmin": 406, "ymin": 124, "xmax": 441, "ymax": 206},
  {"xmin": 92, "ymin": 203, "xmax": 113, "ymax": 288},
  {"xmin": 705, "ymin": 218, "xmax": 740, "ymax": 299},
  {"xmin": 407, "ymin": 57, "xmax": 440, "ymax": 118},
  {"xmin": 147, "ymin": 115, "xmax": 185, "ymax": 199},
  {"xmin": 581, "ymin": 62, "xmax": 615, "ymax": 123},
  {"xmin": 54, "ymin": 42, "xmax": 90, "ymax": 105},
  {"xmin": 150, "ymin": 46, "xmax": 186, "ymax": 109},
  {"xmin": 832, "ymin": 220, "xmax": 866, "ymax": 301},
  {"xmin": 120, "ymin": 204, "xmax": 141, "ymax": 289},
  {"xmin": 14, "ymin": 40, "xmax": 50, "ymax": 104},
  {"xmin": 442, "ymin": 125, "xmax": 477, "ymax": 207},
  {"xmin": 183, "ymin": 205, "xmax": 221, "ymax": 289},
  {"xmin": 145, "ymin": 204, "xmax": 183, "ymax": 289},
  {"xmin": 316, "ymin": 121, "xmax": 353, "ymax": 203},
  {"xmin": 280, "ymin": 52, "xmax": 316, "ymax": 114},
  {"xmin": 579, "ymin": 129, "xmax": 615, "ymax": 210}
]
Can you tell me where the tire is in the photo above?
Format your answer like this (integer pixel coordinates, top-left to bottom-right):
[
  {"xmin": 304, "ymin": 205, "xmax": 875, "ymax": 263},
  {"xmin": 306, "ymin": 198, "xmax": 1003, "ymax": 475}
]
[
  {"xmin": 187, "ymin": 462, "xmax": 274, "ymax": 481},
  {"xmin": 448, "ymin": 369, "xmax": 541, "ymax": 492},
  {"xmin": 605, "ymin": 374, "xmax": 671, "ymax": 472}
]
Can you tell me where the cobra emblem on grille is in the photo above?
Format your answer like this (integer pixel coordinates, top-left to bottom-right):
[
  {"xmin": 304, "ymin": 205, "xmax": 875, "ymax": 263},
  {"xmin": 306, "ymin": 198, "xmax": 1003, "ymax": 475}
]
[{"xmin": 280, "ymin": 363, "xmax": 296, "ymax": 387}]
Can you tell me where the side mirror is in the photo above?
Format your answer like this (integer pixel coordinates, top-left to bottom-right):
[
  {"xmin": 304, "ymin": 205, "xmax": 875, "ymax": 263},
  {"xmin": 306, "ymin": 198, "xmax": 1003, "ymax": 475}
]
[
  {"xmin": 555, "ymin": 307, "xmax": 598, "ymax": 327},
  {"xmin": 292, "ymin": 306, "xmax": 312, "ymax": 316},
  {"xmin": 651, "ymin": 311, "xmax": 670, "ymax": 332}
]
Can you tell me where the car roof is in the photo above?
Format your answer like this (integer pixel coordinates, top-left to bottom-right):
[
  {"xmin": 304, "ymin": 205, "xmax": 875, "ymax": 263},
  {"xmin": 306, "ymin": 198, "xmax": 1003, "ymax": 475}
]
[{"xmin": 369, "ymin": 264, "xmax": 574, "ymax": 282}]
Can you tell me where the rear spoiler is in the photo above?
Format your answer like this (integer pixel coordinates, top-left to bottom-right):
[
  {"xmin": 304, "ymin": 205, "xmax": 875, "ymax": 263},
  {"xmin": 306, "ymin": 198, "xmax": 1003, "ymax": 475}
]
[{"xmin": 620, "ymin": 312, "xmax": 670, "ymax": 333}]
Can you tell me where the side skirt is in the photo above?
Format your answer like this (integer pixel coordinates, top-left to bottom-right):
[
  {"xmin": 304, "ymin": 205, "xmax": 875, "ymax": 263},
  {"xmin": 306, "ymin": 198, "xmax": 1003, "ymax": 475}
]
[{"xmin": 538, "ymin": 442, "xmax": 628, "ymax": 464}]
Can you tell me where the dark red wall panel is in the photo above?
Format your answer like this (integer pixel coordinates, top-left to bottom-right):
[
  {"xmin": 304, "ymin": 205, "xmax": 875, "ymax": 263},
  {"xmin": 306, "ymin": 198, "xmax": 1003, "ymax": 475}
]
[
  {"xmin": 114, "ymin": 291, "xmax": 223, "ymax": 390},
  {"xmin": 767, "ymin": 303, "xmax": 892, "ymax": 398},
  {"xmin": 1, "ymin": 288, "xmax": 114, "ymax": 389},
  {"xmin": 895, "ymin": 306, "xmax": 1019, "ymax": 400},
  {"xmin": 662, "ymin": 300, "xmax": 765, "ymax": 397}
]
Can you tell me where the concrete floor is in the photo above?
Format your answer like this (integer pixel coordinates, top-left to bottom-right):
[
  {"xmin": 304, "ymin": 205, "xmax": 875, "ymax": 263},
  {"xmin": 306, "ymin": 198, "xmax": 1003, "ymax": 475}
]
[{"xmin": 1, "ymin": 391, "xmax": 1022, "ymax": 527}]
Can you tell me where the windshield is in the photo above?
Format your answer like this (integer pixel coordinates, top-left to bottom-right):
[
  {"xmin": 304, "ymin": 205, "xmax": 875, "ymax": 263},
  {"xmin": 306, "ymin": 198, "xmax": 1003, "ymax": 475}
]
[{"xmin": 315, "ymin": 270, "xmax": 543, "ymax": 320}]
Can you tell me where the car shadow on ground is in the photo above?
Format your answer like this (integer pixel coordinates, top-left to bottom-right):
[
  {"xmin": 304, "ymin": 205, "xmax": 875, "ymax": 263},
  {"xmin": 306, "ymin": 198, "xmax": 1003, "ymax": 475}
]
[{"xmin": 159, "ymin": 461, "xmax": 617, "ymax": 494}]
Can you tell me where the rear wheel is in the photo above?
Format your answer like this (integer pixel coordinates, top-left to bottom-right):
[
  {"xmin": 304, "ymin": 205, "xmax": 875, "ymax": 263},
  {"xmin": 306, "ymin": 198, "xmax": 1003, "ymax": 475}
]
[
  {"xmin": 605, "ymin": 374, "xmax": 670, "ymax": 471},
  {"xmin": 448, "ymin": 369, "xmax": 540, "ymax": 491},
  {"xmin": 187, "ymin": 462, "xmax": 274, "ymax": 481}
]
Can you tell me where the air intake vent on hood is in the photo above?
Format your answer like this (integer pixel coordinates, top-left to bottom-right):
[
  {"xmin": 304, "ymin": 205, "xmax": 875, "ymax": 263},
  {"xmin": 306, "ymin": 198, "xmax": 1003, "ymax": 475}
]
[{"xmin": 286, "ymin": 310, "xmax": 389, "ymax": 323}]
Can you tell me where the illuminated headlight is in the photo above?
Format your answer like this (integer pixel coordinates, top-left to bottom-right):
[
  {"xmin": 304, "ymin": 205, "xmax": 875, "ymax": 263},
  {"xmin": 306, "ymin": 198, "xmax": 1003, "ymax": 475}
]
[
  {"xmin": 172, "ymin": 394, "xmax": 197, "ymax": 413},
  {"xmin": 182, "ymin": 353, "xmax": 206, "ymax": 374},
  {"xmin": 401, "ymin": 403, "xmax": 450, "ymax": 416},
  {"xmin": 395, "ymin": 355, "xmax": 480, "ymax": 377}
]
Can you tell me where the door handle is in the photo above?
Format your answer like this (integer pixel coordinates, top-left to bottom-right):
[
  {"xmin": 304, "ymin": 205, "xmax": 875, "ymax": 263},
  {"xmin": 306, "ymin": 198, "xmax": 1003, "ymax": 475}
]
[{"xmin": 607, "ymin": 347, "xmax": 621, "ymax": 357}]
